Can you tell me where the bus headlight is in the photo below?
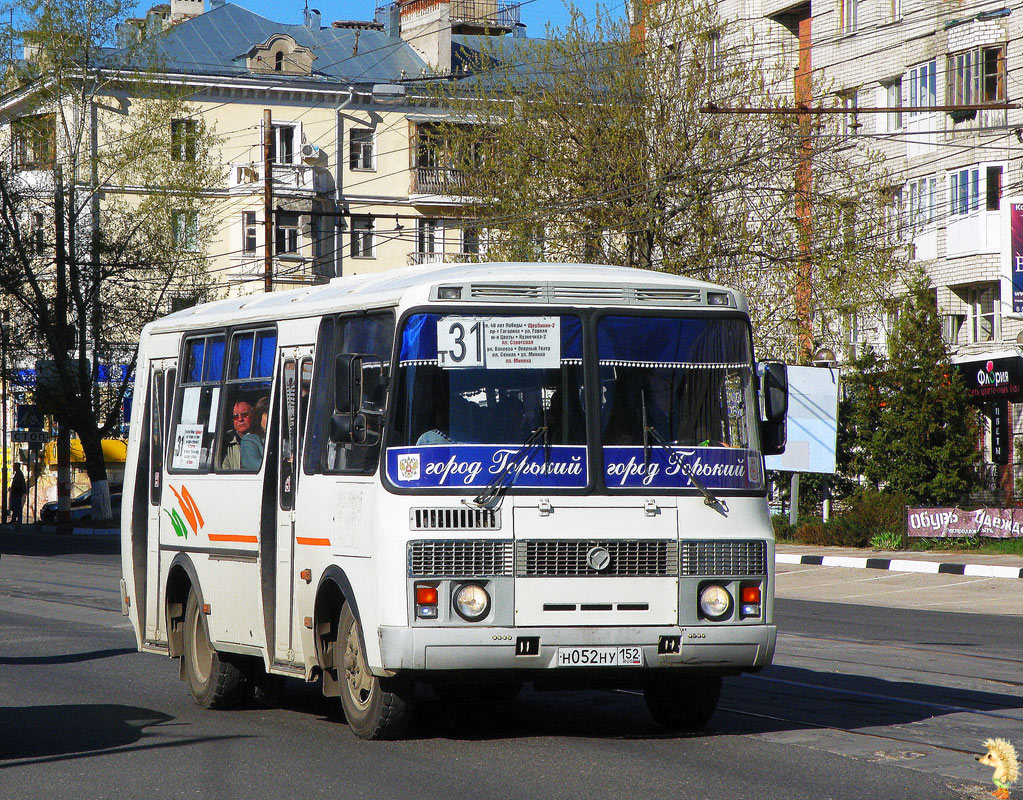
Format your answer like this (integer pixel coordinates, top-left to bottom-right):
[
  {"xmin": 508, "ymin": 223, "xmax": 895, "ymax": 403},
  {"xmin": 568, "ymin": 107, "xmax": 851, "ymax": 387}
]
[
  {"xmin": 453, "ymin": 584, "xmax": 490, "ymax": 621},
  {"xmin": 699, "ymin": 584, "xmax": 732, "ymax": 620}
]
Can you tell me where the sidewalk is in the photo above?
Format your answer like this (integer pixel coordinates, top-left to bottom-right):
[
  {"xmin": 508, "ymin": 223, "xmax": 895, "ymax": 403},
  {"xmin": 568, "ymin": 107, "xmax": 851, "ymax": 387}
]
[
  {"xmin": 776, "ymin": 543, "xmax": 1023, "ymax": 579},
  {"xmin": 0, "ymin": 522, "xmax": 118, "ymax": 537}
]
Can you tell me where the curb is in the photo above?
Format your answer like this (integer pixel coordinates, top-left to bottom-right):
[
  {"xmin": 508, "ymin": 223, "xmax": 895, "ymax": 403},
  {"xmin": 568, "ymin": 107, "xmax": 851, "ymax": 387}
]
[{"xmin": 776, "ymin": 553, "xmax": 1023, "ymax": 580}]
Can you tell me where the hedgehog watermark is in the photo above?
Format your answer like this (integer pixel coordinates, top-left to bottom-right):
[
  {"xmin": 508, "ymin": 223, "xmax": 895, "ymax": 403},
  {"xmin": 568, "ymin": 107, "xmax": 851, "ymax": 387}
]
[{"xmin": 976, "ymin": 739, "xmax": 1019, "ymax": 800}]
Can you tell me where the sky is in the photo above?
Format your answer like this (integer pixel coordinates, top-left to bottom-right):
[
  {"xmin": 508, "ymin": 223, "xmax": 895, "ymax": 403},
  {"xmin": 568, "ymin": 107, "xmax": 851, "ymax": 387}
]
[{"xmin": 175, "ymin": 0, "xmax": 625, "ymax": 37}]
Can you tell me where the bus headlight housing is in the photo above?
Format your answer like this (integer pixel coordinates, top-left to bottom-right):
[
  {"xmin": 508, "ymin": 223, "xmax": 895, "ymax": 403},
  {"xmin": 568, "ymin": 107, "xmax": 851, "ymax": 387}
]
[
  {"xmin": 699, "ymin": 584, "xmax": 732, "ymax": 620},
  {"xmin": 453, "ymin": 583, "xmax": 490, "ymax": 621}
]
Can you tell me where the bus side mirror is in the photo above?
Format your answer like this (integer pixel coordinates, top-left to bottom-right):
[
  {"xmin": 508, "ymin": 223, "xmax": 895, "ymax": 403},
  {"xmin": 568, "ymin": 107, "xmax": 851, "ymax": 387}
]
[
  {"xmin": 330, "ymin": 411, "xmax": 367, "ymax": 445},
  {"xmin": 334, "ymin": 354, "xmax": 363, "ymax": 414},
  {"xmin": 760, "ymin": 361, "xmax": 788, "ymax": 456}
]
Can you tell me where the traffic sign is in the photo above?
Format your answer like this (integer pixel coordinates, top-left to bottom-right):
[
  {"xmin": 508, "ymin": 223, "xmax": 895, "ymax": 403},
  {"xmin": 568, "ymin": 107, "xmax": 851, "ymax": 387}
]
[
  {"xmin": 16, "ymin": 404, "xmax": 43, "ymax": 430},
  {"xmin": 11, "ymin": 430, "xmax": 51, "ymax": 443}
]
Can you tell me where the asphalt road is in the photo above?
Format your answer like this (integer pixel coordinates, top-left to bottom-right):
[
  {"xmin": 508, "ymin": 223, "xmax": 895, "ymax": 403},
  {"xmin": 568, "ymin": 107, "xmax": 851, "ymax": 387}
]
[{"xmin": 1, "ymin": 532, "xmax": 1019, "ymax": 800}]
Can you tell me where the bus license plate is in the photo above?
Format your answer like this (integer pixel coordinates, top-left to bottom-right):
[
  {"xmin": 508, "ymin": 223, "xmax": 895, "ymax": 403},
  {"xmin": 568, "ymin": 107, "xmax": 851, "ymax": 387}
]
[{"xmin": 556, "ymin": 646, "xmax": 643, "ymax": 667}]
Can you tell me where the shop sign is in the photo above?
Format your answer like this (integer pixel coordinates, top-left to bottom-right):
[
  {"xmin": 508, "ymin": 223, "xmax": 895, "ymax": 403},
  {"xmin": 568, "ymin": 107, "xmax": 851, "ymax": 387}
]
[
  {"xmin": 954, "ymin": 356, "xmax": 1023, "ymax": 401},
  {"xmin": 907, "ymin": 506, "xmax": 1023, "ymax": 538}
]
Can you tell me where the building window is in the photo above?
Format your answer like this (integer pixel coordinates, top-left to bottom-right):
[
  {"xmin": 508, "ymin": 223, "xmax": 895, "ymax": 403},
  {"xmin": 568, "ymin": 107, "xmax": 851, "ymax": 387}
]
[
  {"xmin": 842, "ymin": 310, "xmax": 860, "ymax": 360},
  {"xmin": 907, "ymin": 60, "xmax": 936, "ymax": 114},
  {"xmin": 907, "ymin": 176, "xmax": 936, "ymax": 229},
  {"xmin": 12, "ymin": 113, "xmax": 55, "ymax": 169},
  {"xmin": 462, "ymin": 225, "xmax": 480, "ymax": 256},
  {"xmin": 840, "ymin": 0, "xmax": 858, "ymax": 33},
  {"xmin": 350, "ymin": 216, "xmax": 374, "ymax": 258},
  {"xmin": 949, "ymin": 167, "xmax": 980, "ymax": 216},
  {"xmin": 32, "ymin": 211, "xmax": 46, "ymax": 254},
  {"xmin": 416, "ymin": 218, "xmax": 442, "ymax": 262},
  {"xmin": 885, "ymin": 78, "xmax": 902, "ymax": 132},
  {"xmin": 890, "ymin": 0, "xmax": 902, "ymax": 21},
  {"xmin": 242, "ymin": 211, "xmax": 258, "ymax": 253},
  {"xmin": 947, "ymin": 45, "xmax": 1005, "ymax": 106},
  {"xmin": 969, "ymin": 286, "xmax": 997, "ymax": 343},
  {"xmin": 350, "ymin": 129, "xmax": 374, "ymax": 170},
  {"xmin": 172, "ymin": 210, "xmax": 199, "ymax": 251},
  {"xmin": 275, "ymin": 211, "xmax": 300, "ymax": 254},
  {"xmin": 171, "ymin": 119, "xmax": 197, "ymax": 162},
  {"xmin": 270, "ymin": 124, "xmax": 296, "ymax": 165},
  {"xmin": 986, "ymin": 165, "xmax": 1003, "ymax": 211},
  {"xmin": 839, "ymin": 91, "xmax": 859, "ymax": 138},
  {"xmin": 275, "ymin": 51, "xmax": 284, "ymax": 72}
]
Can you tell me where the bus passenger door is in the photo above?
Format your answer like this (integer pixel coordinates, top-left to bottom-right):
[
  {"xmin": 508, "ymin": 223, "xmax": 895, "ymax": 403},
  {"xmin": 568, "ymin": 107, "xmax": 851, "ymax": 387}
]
[
  {"xmin": 274, "ymin": 352, "xmax": 312, "ymax": 663},
  {"xmin": 145, "ymin": 362, "xmax": 175, "ymax": 644}
]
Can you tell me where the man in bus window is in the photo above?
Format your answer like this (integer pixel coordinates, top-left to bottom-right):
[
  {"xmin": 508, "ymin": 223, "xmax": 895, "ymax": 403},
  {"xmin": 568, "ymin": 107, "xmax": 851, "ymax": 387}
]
[{"xmin": 221, "ymin": 400, "xmax": 263, "ymax": 471}]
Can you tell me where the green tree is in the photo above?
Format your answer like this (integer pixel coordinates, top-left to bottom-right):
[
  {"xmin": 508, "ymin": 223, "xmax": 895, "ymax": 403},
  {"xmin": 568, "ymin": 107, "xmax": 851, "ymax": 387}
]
[
  {"xmin": 0, "ymin": 0, "xmax": 220, "ymax": 518},
  {"xmin": 842, "ymin": 276, "xmax": 981, "ymax": 505},
  {"xmin": 425, "ymin": 0, "xmax": 907, "ymax": 360}
]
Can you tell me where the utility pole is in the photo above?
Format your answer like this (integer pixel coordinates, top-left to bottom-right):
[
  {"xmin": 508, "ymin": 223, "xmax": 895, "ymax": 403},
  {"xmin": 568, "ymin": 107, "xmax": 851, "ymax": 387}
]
[
  {"xmin": 264, "ymin": 108, "xmax": 274, "ymax": 293},
  {"xmin": 53, "ymin": 166, "xmax": 71, "ymax": 525},
  {"xmin": 1, "ymin": 308, "xmax": 7, "ymax": 522}
]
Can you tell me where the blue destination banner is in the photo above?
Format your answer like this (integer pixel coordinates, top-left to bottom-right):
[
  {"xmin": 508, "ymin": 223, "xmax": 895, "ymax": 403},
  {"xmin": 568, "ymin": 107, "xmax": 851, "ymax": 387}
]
[
  {"xmin": 387, "ymin": 445, "xmax": 588, "ymax": 488},
  {"xmin": 603, "ymin": 446, "xmax": 763, "ymax": 490}
]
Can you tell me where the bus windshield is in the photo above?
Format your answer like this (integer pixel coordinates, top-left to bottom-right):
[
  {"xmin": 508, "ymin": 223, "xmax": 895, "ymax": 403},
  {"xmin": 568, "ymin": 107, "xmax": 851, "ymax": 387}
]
[
  {"xmin": 386, "ymin": 311, "xmax": 763, "ymax": 493},
  {"xmin": 388, "ymin": 313, "xmax": 587, "ymax": 489},
  {"xmin": 598, "ymin": 315, "xmax": 763, "ymax": 491}
]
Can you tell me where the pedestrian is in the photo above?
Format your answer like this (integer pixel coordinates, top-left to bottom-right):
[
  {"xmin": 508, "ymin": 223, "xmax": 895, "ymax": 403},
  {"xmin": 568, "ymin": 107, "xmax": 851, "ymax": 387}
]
[{"xmin": 9, "ymin": 463, "xmax": 26, "ymax": 525}]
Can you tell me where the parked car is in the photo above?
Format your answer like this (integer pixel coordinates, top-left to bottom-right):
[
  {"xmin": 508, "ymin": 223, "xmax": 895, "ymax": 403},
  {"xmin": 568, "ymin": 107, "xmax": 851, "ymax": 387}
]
[{"xmin": 40, "ymin": 485, "xmax": 122, "ymax": 524}]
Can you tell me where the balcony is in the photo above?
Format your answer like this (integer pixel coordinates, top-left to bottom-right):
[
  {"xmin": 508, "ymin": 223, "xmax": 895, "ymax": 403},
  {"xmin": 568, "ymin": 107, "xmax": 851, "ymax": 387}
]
[
  {"xmin": 228, "ymin": 162, "xmax": 332, "ymax": 197},
  {"xmin": 946, "ymin": 211, "xmax": 1000, "ymax": 259},
  {"xmin": 408, "ymin": 251, "xmax": 445, "ymax": 265},
  {"xmin": 411, "ymin": 166, "xmax": 465, "ymax": 197},
  {"xmin": 381, "ymin": 0, "xmax": 520, "ymax": 31}
]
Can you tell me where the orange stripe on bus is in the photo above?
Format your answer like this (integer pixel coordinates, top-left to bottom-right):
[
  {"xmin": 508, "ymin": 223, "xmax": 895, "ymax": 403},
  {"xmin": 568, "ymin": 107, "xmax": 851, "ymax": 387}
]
[
  {"xmin": 297, "ymin": 537, "xmax": 331, "ymax": 546},
  {"xmin": 207, "ymin": 534, "xmax": 258, "ymax": 543}
]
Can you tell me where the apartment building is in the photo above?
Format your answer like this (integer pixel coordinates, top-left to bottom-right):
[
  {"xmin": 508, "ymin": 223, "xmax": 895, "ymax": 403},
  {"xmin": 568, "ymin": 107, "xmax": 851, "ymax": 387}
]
[{"xmin": 0, "ymin": 0, "xmax": 527, "ymax": 299}]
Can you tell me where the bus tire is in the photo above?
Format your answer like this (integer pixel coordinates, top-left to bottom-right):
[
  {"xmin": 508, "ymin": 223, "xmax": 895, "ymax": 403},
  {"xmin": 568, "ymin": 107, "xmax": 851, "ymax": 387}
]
[
  {"xmin": 643, "ymin": 672, "xmax": 722, "ymax": 731},
  {"xmin": 182, "ymin": 590, "xmax": 247, "ymax": 709},
  {"xmin": 336, "ymin": 604, "xmax": 410, "ymax": 740}
]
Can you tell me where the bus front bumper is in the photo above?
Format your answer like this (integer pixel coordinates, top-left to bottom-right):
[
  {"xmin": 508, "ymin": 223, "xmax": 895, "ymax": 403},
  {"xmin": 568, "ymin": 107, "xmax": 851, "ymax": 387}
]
[{"xmin": 376, "ymin": 623, "xmax": 776, "ymax": 674}]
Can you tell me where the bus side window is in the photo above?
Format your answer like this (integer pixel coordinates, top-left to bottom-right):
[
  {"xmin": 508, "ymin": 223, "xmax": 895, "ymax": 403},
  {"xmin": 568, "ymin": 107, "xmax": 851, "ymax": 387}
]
[
  {"xmin": 169, "ymin": 334, "xmax": 224, "ymax": 473},
  {"xmin": 325, "ymin": 313, "xmax": 394, "ymax": 474},
  {"xmin": 280, "ymin": 358, "xmax": 297, "ymax": 509},
  {"xmin": 150, "ymin": 369, "xmax": 164, "ymax": 503},
  {"xmin": 218, "ymin": 328, "xmax": 276, "ymax": 473}
]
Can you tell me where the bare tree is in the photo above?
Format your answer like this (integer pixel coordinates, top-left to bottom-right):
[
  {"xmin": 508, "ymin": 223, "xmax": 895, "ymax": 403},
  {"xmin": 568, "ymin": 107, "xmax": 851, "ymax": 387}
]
[{"xmin": 0, "ymin": 0, "xmax": 221, "ymax": 518}]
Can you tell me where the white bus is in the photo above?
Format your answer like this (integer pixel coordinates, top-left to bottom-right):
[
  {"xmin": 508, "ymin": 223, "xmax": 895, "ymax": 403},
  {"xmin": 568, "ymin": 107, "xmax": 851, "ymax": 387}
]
[{"xmin": 120, "ymin": 262, "xmax": 788, "ymax": 739}]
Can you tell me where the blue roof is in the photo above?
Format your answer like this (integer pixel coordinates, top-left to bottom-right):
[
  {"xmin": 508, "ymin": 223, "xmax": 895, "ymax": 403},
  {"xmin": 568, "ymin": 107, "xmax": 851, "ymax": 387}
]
[{"xmin": 124, "ymin": 2, "xmax": 429, "ymax": 85}]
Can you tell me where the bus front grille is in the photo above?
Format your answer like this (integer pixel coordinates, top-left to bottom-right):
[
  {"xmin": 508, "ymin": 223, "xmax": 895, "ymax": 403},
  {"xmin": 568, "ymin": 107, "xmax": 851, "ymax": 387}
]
[
  {"xmin": 409, "ymin": 507, "xmax": 500, "ymax": 531},
  {"xmin": 408, "ymin": 540, "xmax": 514, "ymax": 577},
  {"xmin": 516, "ymin": 540, "xmax": 679, "ymax": 577},
  {"xmin": 680, "ymin": 540, "xmax": 767, "ymax": 576}
]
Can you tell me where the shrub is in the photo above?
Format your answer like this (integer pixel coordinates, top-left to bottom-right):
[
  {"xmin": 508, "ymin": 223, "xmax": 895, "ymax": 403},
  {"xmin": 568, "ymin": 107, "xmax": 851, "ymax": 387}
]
[
  {"xmin": 794, "ymin": 516, "xmax": 870, "ymax": 548},
  {"xmin": 771, "ymin": 514, "xmax": 793, "ymax": 541},
  {"xmin": 843, "ymin": 488, "xmax": 907, "ymax": 536}
]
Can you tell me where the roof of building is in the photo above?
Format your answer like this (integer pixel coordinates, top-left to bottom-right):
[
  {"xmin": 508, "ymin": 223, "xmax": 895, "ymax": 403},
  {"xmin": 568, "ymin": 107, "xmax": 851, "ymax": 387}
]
[{"xmin": 121, "ymin": 2, "xmax": 429, "ymax": 84}]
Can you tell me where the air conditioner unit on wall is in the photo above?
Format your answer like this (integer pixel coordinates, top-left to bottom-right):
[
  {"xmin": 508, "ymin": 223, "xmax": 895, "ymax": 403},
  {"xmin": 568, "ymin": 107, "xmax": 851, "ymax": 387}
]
[{"xmin": 301, "ymin": 143, "xmax": 321, "ymax": 162}]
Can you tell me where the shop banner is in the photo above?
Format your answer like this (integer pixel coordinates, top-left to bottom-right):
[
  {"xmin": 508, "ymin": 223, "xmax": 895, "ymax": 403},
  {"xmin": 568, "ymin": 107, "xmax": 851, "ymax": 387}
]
[
  {"xmin": 1012, "ymin": 202, "xmax": 1023, "ymax": 313},
  {"xmin": 907, "ymin": 506, "xmax": 1023, "ymax": 538}
]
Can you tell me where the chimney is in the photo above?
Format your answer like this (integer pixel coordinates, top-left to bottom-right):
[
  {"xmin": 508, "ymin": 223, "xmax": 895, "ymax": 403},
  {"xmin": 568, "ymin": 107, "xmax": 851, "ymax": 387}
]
[
  {"xmin": 513, "ymin": 22, "xmax": 526, "ymax": 38},
  {"xmin": 170, "ymin": 0, "xmax": 204, "ymax": 20},
  {"xmin": 308, "ymin": 8, "xmax": 322, "ymax": 28},
  {"xmin": 399, "ymin": 0, "xmax": 451, "ymax": 73},
  {"xmin": 386, "ymin": 4, "xmax": 400, "ymax": 38}
]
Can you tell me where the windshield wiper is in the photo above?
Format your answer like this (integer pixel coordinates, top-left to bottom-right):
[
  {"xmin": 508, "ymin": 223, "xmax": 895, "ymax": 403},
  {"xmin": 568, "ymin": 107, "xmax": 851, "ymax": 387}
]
[
  {"xmin": 468, "ymin": 425, "xmax": 549, "ymax": 510},
  {"xmin": 639, "ymin": 392, "xmax": 723, "ymax": 510}
]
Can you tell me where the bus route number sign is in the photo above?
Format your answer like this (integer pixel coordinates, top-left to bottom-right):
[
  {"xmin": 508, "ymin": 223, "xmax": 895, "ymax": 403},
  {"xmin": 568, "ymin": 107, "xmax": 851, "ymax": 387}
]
[{"xmin": 437, "ymin": 317, "xmax": 560, "ymax": 370}]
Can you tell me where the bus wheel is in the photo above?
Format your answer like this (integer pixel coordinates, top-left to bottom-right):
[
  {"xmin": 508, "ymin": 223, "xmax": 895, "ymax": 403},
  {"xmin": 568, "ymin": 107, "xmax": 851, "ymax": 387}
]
[
  {"xmin": 643, "ymin": 673, "xmax": 722, "ymax": 731},
  {"xmin": 182, "ymin": 590, "xmax": 246, "ymax": 709},
  {"xmin": 336, "ymin": 604, "xmax": 410, "ymax": 739}
]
